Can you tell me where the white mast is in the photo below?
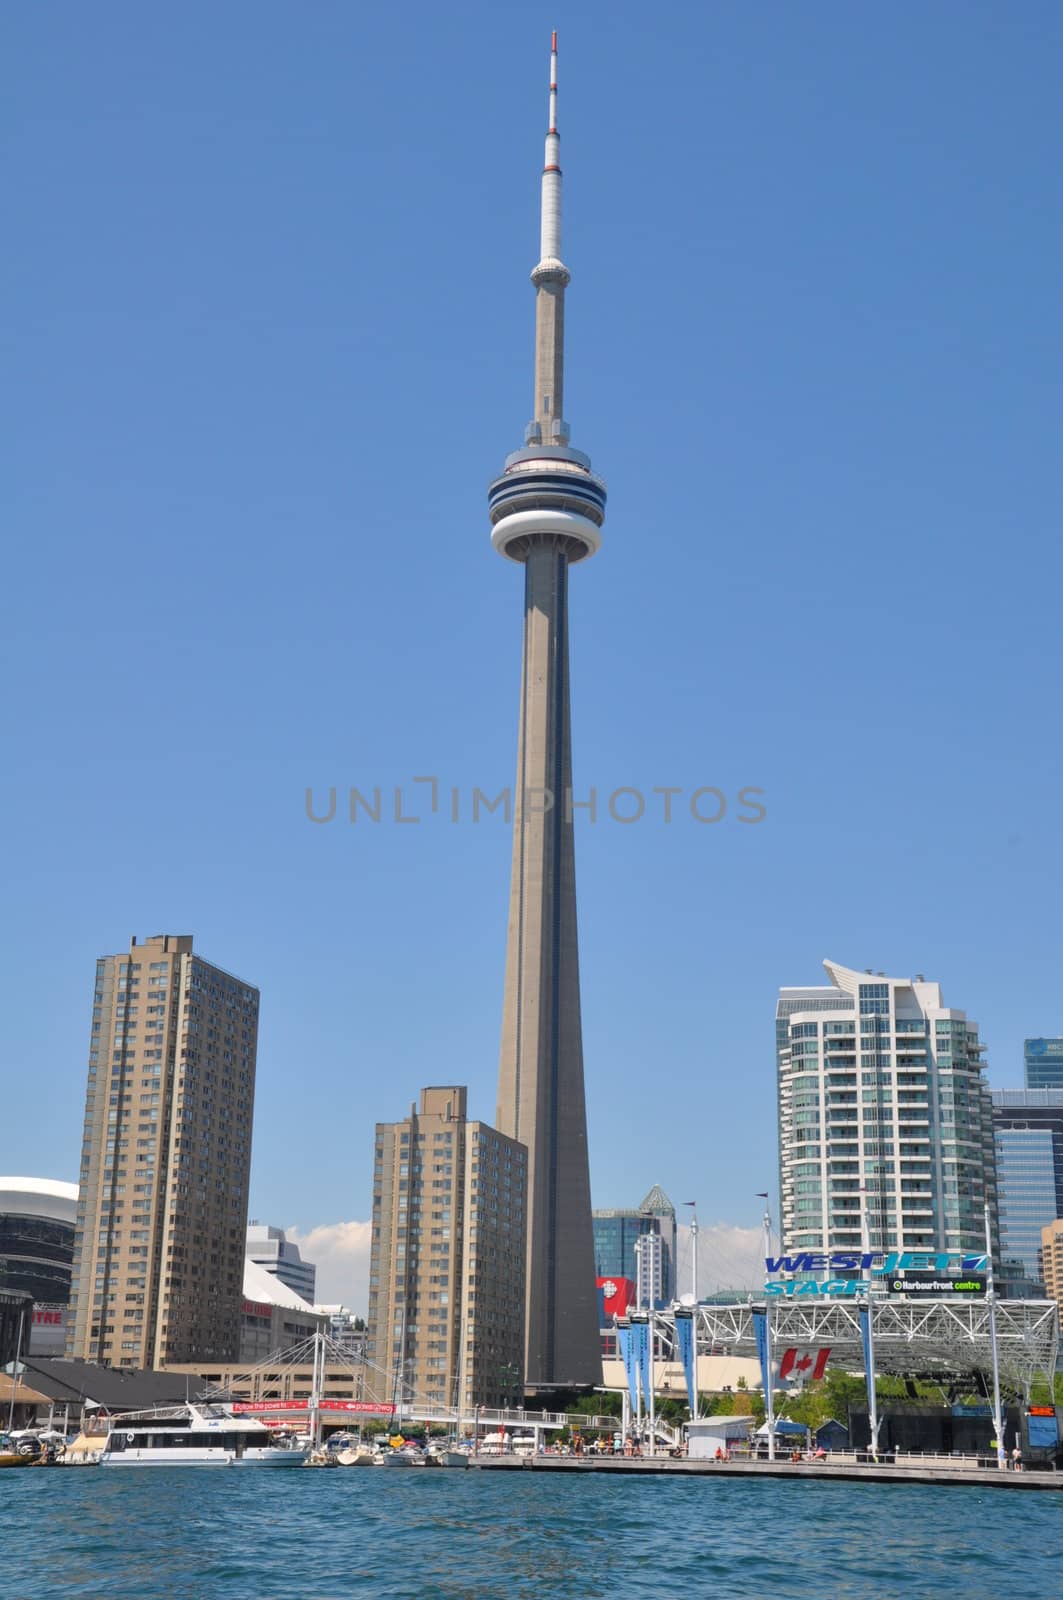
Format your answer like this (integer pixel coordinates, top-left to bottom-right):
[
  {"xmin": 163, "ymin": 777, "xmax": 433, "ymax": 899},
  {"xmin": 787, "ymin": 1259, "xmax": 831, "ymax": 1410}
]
[
  {"xmin": 540, "ymin": 30, "xmax": 562, "ymax": 263},
  {"xmin": 860, "ymin": 1185, "xmax": 880, "ymax": 1459},
  {"xmin": 688, "ymin": 1201, "xmax": 699, "ymax": 1420},
  {"xmin": 761, "ymin": 1197, "xmax": 776, "ymax": 1461},
  {"xmin": 985, "ymin": 1201, "xmax": 1005, "ymax": 1470},
  {"xmin": 309, "ymin": 1325, "xmax": 323, "ymax": 1449},
  {"xmin": 528, "ymin": 29, "xmax": 571, "ymax": 445}
]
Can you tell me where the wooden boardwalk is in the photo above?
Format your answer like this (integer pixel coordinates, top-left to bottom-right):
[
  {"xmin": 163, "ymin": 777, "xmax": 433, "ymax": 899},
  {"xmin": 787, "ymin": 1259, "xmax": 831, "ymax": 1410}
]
[{"xmin": 466, "ymin": 1453, "xmax": 1063, "ymax": 1491}]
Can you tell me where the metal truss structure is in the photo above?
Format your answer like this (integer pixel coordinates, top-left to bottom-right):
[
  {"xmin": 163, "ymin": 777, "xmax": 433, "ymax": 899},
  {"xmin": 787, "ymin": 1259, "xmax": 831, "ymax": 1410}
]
[{"xmin": 655, "ymin": 1299, "xmax": 1059, "ymax": 1394}]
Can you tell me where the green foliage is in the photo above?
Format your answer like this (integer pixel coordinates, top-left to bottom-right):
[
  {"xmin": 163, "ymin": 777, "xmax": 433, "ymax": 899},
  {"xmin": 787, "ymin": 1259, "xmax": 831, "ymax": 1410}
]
[
  {"xmin": 1025, "ymin": 1372, "xmax": 1063, "ymax": 1408},
  {"xmin": 568, "ymin": 1392, "xmax": 621, "ymax": 1420},
  {"xmin": 779, "ymin": 1385, "xmax": 831, "ymax": 1432}
]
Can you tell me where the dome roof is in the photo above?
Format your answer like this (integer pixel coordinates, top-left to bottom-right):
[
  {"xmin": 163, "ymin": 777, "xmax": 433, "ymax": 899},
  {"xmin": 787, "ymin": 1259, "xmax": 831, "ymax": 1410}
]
[{"xmin": 0, "ymin": 1177, "xmax": 78, "ymax": 1225}]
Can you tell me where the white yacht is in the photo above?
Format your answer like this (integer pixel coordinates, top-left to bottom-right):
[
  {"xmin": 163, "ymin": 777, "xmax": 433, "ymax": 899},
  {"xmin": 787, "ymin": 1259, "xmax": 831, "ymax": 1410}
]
[{"xmin": 99, "ymin": 1403, "xmax": 309, "ymax": 1467}]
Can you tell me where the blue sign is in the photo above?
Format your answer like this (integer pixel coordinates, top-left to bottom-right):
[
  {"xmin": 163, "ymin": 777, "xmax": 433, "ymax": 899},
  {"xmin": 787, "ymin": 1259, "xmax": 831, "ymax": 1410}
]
[
  {"xmin": 765, "ymin": 1252, "xmax": 987, "ymax": 1274},
  {"xmin": 617, "ymin": 1324, "xmax": 638, "ymax": 1413},
  {"xmin": 674, "ymin": 1312, "xmax": 696, "ymax": 1416},
  {"xmin": 752, "ymin": 1309, "xmax": 771, "ymax": 1402}
]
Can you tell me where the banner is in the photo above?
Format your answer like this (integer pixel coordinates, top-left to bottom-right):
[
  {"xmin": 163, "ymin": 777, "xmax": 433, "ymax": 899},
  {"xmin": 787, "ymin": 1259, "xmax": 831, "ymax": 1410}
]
[
  {"xmin": 778, "ymin": 1347, "xmax": 831, "ymax": 1383},
  {"xmin": 232, "ymin": 1399, "xmax": 396, "ymax": 1416},
  {"xmin": 631, "ymin": 1318, "xmax": 651, "ymax": 1410},
  {"xmin": 752, "ymin": 1308, "xmax": 771, "ymax": 1403},
  {"xmin": 617, "ymin": 1322, "xmax": 639, "ymax": 1413},
  {"xmin": 674, "ymin": 1310, "xmax": 697, "ymax": 1415},
  {"xmin": 321, "ymin": 1400, "xmax": 397, "ymax": 1415},
  {"xmin": 859, "ymin": 1305, "xmax": 873, "ymax": 1394}
]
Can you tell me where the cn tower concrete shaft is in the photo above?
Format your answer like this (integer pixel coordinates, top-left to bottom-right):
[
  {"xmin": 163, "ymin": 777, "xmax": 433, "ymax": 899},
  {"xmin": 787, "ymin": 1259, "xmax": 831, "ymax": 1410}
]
[
  {"xmin": 496, "ymin": 542, "xmax": 600, "ymax": 1386},
  {"xmin": 487, "ymin": 35, "xmax": 605, "ymax": 1388}
]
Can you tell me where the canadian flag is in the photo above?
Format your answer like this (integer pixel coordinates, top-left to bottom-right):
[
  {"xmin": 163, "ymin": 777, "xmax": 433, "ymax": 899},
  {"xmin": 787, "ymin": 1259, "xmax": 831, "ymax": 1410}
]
[{"xmin": 778, "ymin": 1346, "xmax": 831, "ymax": 1382}]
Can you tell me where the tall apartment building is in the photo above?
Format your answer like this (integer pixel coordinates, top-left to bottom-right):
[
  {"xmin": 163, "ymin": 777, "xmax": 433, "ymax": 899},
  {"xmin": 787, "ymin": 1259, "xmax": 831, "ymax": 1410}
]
[
  {"xmin": 1024, "ymin": 1039, "xmax": 1063, "ymax": 1090},
  {"xmin": 68, "ymin": 934, "xmax": 258, "ymax": 1368},
  {"xmin": 1040, "ymin": 1219, "xmax": 1063, "ymax": 1314},
  {"xmin": 592, "ymin": 1185, "xmax": 677, "ymax": 1307},
  {"xmin": 246, "ymin": 1222, "xmax": 316, "ymax": 1303},
  {"xmin": 365, "ymin": 1087, "xmax": 527, "ymax": 1414},
  {"xmin": 777, "ymin": 961, "xmax": 999, "ymax": 1261},
  {"xmin": 992, "ymin": 1089, "xmax": 1063, "ymax": 1291}
]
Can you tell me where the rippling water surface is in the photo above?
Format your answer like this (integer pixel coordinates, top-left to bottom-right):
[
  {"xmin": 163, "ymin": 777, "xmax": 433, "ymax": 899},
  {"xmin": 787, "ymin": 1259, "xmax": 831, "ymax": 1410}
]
[{"xmin": 2, "ymin": 1468, "xmax": 1062, "ymax": 1599}]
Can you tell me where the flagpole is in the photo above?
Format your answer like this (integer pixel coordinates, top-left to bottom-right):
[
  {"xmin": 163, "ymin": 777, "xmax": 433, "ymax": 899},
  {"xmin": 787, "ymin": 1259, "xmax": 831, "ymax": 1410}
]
[
  {"xmin": 647, "ymin": 1308, "xmax": 656, "ymax": 1456},
  {"xmin": 685, "ymin": 1200, "xmax": 699, "ymax": 1420},
  {"xmin": 689, "ymin": 1203, "xmax": 698, "ymax": 1306},
  {"xmin": 760, "ymin": 1195, "xmax": 775, "ymax": 1461},
  {"xmin": 860, "ymin": 1185, "xmax": 880, "ymax": 1460},
  {"xmin": 985, "ymin": 1201, "xmax": 1005, "ymax": 1471}
]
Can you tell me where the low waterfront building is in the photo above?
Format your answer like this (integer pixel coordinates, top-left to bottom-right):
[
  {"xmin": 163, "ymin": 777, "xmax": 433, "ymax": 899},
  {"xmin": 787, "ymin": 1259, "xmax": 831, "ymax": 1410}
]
[
  {"xmin": 162, "ymin": 1357, "xmax": 371, "ymax": 1411},
  {"xmin": 239, "ymin": 1259, "xmax": 327, "ymax": 1364},
  {"xmin": 601, "ymin": 1352, "xmax": 761, "ymax": 1397},
  {"xmin": 9, "ymin": 1355, "xmax": 191, "ymax": 1429}
]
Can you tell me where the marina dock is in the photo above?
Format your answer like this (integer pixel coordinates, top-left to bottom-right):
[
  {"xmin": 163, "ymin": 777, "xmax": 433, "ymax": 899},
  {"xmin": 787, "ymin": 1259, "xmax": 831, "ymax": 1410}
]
[{"xmin": 466, "ymin": 1454, "xmax": 1063, "ymax": 1491}]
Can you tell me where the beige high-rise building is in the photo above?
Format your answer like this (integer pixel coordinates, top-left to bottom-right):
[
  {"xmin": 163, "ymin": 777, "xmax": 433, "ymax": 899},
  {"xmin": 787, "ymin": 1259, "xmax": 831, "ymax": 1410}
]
[
  {"xmin": 365, "ymin": 1087, "xmax": 527, "ymax": 1413},
  {"xmin": 1041, "ymin": 1220, "xmax": 1063, "ymax": 1314},
  {"xmin": 67, "ymin": 934, "xmax": 258, "ymax": 1368}
]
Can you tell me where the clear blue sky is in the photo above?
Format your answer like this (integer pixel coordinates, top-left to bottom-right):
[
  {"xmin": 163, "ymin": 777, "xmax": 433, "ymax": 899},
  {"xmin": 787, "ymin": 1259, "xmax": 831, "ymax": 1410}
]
[{"xmin": 4, "ymin": 3, "xmax": 1062, "ymax": 1262}]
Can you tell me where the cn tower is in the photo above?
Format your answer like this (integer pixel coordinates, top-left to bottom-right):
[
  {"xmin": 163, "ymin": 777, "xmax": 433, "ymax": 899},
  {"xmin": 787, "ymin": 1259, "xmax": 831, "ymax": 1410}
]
[{"xmin": 489, "ymin": 33, "xmax": 603, "ymax": 1388}]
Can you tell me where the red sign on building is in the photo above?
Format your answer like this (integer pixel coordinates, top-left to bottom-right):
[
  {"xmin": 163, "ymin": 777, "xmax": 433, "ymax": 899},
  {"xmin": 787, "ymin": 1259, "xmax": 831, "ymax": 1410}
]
[{"xmin": 597, "ymin": 1276, "xmax": 636, "ymax": 1319}]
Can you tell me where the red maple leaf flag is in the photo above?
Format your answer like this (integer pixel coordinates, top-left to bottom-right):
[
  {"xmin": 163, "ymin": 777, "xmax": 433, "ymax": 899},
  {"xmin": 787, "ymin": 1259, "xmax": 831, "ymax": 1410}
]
[{"xmin": 778, "ymin": 1346, "xmax": 831, "ymax": 1382}]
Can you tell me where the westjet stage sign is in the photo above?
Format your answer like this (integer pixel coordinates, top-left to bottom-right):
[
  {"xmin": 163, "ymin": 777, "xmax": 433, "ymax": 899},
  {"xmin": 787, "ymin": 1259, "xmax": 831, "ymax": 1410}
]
[{"xmin": 763, "ymin": 1251, "xmax": 988, "ymax": 1297}]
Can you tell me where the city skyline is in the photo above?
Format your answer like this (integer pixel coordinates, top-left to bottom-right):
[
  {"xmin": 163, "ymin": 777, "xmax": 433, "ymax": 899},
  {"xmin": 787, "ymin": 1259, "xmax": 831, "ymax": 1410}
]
[{"xmin": 5, "ymin": 8, "xmax": 1063, "ymax": 1272}]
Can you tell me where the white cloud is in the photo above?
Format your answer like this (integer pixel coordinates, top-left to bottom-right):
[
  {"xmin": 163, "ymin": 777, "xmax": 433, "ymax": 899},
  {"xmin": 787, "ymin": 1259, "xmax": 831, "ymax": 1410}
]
[
  {"xmin": 675, "ymin": 1221, "xmax": 764, "ymax": 1296},
  {"xmin": 285, "ymin": 1217, "xmax": 765, "ymax": 1319},
  {"xmin": 287, "ymin": 1220, "xmax": 373, "ymax": 1313}
]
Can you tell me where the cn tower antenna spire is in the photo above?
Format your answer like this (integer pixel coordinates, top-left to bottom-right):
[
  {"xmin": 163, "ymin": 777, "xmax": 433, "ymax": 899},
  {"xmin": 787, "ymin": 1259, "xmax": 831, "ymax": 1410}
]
[
  {"xmin": 541, "ymin": 30, "xmax": 561, "ymax": 262},
  {"xmin": 529, "ymin": 30, "xmax": 570, "ymax": 447}
]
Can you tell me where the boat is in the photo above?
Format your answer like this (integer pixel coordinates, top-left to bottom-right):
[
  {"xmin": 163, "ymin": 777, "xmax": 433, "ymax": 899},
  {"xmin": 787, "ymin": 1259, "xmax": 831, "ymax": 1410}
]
[
  {"xmin": 439, "ymin": 1447, "xmax": 469, "ymax": 1469},
  {"xmin": 0, "ymin": 1432, "xmax": 44, "ymax": 1469},
  {"xmin": 321, "ymin": 1431, "xmax": 374, "ymax": 1467},
  {"xmin": 99, "ymin": 1403, "xmax": 309, "ymax": 1467}
]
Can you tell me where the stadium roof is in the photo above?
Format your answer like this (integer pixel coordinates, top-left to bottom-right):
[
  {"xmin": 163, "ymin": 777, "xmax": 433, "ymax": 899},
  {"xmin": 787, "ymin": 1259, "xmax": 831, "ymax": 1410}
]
[{"xmin": 0, "ymin": 1178, "xmax": 78, "ymax": 1224}]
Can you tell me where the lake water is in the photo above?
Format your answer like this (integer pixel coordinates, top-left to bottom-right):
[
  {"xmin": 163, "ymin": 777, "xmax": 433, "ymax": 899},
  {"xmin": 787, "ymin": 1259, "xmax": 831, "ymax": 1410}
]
[{"xmin": 2, "ymin": 1467, "xmax": 1061, "ymax": 1599}]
